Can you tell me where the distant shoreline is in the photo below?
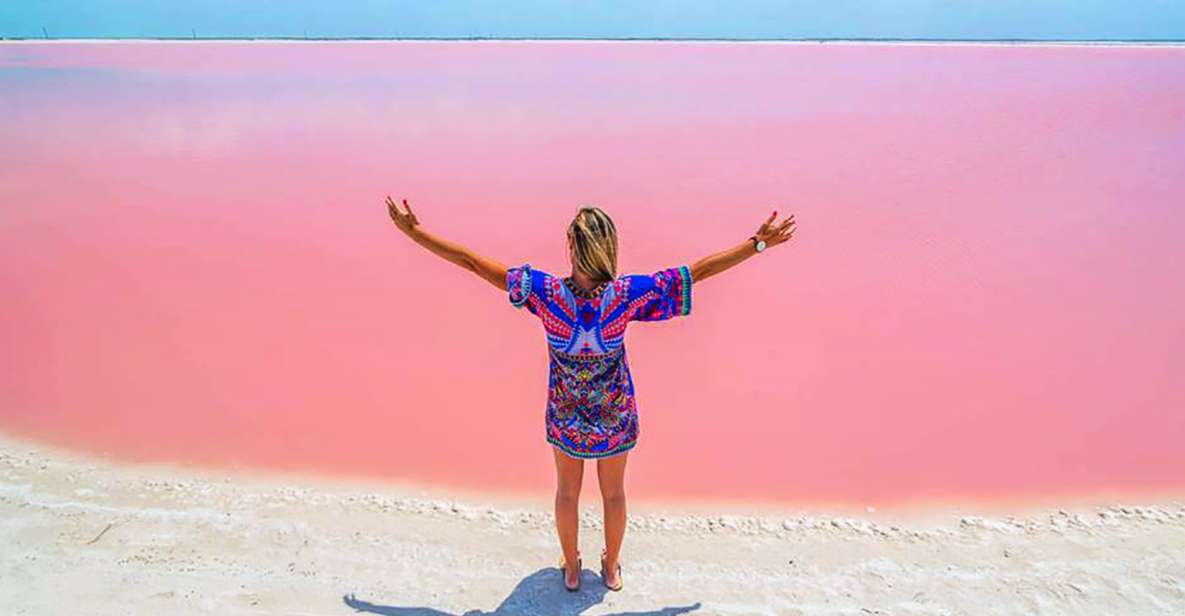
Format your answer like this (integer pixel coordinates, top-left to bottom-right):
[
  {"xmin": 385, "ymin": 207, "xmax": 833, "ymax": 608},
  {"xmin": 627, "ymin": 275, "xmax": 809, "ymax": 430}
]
[
  {"xmin": 2, "ymin": 429, "xmax": 1183, "ymax": 520},
  {"xmin": 2, "ymin": 37, "xmax": 1184, "ymax": 47}
]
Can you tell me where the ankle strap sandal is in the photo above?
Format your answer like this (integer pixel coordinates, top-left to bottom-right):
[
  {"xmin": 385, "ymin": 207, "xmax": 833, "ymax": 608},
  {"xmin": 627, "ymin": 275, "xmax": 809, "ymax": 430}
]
[
  {"xmin": 600, "ymin": 549, "xmax": 623, "ymax": 592},
  {"xmin": 558, "ymin": 550, "xmax": 582, "ymax": 592}
]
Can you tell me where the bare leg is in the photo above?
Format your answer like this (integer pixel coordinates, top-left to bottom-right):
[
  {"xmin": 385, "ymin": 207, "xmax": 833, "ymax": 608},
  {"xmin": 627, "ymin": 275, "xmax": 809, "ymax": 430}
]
[
  {"xmin": 596, "ymin": 450, "xmax": 629, "ymax": 587},
  {"xmin": 552, "ymin": 446, "xmax": 584, "ymax": 588}
]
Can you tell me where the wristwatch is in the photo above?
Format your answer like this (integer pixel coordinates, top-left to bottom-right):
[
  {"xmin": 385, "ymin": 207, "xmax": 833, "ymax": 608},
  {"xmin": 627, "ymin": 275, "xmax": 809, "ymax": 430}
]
[{"xmin": 749, "ymin": 235, "xmax": 767, "ymax": 253}]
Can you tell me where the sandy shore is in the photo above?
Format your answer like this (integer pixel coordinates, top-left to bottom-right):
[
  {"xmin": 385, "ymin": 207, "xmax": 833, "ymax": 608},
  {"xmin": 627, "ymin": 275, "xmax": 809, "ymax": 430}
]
[{"xmin": 2, "ymin": 433, "xmax": 1183, "ymax": 615}]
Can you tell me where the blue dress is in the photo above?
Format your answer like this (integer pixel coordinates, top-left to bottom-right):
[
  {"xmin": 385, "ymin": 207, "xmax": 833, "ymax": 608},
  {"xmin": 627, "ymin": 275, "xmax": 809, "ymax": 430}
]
[{"xmin": 507, "ymin": 263, "xmax": 693, "ymax": 459}]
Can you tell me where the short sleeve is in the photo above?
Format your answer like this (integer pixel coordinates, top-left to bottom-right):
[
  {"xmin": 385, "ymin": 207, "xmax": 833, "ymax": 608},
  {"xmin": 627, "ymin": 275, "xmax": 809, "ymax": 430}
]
[
  {"xmin": 507, "ymin": 262, "xmax": 547, "ymax": 316},
  {"xmin": 627, "ymin": 264, "xmax": 693, "ymax": 322}
]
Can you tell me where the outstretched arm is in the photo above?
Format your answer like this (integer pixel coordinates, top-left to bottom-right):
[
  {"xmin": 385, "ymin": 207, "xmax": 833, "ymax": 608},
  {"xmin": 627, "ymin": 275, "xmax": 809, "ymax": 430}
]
[
  {"xmin": 386, "ymin": 196, "xmax": 509, "ymax": 291},
  {"xmin": 689, "ymin": 209, "xmax": 795, "ymax": 284}
]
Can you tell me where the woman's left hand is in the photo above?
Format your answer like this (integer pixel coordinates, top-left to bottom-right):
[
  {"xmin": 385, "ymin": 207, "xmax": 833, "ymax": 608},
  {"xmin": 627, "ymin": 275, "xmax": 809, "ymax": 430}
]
[
  {"xmin": 754, "ymin": 209, "xmax": 795, "ymax": 249},
  {"xmin": 386, "ymin": 195, "xmax": 421, "ymax": 238}
]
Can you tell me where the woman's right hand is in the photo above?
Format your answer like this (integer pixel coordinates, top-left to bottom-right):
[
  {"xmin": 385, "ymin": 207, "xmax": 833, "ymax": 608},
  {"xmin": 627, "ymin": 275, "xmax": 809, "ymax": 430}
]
[
  {"xmin": 386, "ymin": 195, "xmax": 422, "ymax": 239},
  {"xmin": 754, "ymin": 209, "xmax": 796, "ymax": 249}
]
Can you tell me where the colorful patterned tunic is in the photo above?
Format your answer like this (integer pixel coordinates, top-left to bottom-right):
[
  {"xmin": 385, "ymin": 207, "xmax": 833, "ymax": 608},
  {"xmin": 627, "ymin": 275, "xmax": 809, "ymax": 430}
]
[{"xmin": 507, "ymin": 263, "xmax": 694, "ymax": 459}]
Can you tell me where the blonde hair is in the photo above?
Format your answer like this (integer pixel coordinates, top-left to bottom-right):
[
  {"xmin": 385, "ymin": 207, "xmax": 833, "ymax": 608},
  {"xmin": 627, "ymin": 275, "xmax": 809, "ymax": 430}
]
[{"xmin": 568, "ymin": 205, "xmax": 619, "ymax": 283}]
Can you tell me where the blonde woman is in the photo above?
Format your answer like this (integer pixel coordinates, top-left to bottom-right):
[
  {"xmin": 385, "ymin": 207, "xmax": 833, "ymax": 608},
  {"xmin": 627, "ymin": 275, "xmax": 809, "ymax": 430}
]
[{"xmin": 385, "ymin": 197, "xmax": 796, "ymax": 592}]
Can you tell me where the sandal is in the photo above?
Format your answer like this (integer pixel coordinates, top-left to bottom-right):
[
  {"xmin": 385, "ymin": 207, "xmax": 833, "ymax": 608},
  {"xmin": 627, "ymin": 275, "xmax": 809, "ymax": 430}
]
[
  {"xmin": 600, "ymin": 549, "xmax": 623, "ymax": 592},
  {"xmin": 558, "ymin": 550, "xmax": 582, "ymax": 592}
]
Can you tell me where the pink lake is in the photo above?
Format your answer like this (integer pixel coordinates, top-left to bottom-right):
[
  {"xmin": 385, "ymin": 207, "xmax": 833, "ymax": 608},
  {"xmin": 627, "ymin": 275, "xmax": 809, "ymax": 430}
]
[{"xmin": 1, "ymin": 41, "xmax": 1183, "ymax": 507}]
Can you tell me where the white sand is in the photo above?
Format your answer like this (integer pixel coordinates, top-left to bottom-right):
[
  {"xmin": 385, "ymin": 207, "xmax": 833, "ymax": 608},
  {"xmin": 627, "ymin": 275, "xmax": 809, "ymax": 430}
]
[{"xmin": 2, "ymin": 432, "xmax": 1183, "ymax": 615}]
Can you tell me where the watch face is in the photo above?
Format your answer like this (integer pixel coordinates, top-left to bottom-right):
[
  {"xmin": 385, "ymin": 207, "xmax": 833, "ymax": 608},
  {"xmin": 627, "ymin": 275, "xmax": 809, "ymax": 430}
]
[{"xmin": 756, "ymin": 240, "xmax": 767, "ymax": 252}]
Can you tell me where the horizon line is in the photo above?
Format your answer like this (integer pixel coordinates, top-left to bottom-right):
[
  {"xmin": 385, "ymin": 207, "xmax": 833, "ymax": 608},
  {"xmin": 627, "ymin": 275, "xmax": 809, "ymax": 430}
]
[{"xmin": 3, "ymin": 36, "xmax": 1185, "ymax": 46}]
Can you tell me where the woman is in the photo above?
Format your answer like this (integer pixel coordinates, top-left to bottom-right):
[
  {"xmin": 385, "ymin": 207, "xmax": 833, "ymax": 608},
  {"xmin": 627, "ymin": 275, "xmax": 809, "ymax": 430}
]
[{"xmin": 385, "ymin": 197, "xmax": 796, "ymax": 592}]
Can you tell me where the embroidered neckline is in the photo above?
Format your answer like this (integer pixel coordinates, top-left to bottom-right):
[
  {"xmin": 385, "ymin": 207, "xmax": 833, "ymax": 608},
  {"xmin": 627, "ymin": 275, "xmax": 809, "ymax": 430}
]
[{"xmin": 562, "ymin": 276, "xmax": 610, "ymax": 300}]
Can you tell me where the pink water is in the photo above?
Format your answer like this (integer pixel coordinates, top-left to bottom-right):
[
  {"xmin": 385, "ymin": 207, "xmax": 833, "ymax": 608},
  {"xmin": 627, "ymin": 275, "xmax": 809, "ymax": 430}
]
[{"xmin": 2, "ymin": 42, "xmax": 1183, "ymax": 506}]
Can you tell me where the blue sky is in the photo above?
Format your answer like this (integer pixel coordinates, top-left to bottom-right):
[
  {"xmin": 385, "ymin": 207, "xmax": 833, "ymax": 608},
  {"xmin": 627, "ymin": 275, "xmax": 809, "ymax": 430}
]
[{"xmin": 2, "ymin": 1, "xmax": 1183, "ymax": 40}]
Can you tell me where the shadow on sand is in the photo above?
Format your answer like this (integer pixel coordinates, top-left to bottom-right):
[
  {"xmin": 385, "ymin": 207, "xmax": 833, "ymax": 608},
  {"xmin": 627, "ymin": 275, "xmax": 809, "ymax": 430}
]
[{"xmin": 343, "ymin": 566, "xmax": 701, "ymax": 615}]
